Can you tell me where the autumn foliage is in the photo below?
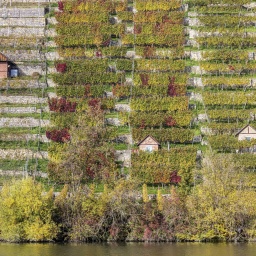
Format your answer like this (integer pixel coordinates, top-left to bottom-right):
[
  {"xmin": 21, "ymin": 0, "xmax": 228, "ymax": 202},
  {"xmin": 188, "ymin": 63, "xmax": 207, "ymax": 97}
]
[
  {"xmin": 167, "ymin": 76, "xmax": 178, "ymax": 97},
  {"xmin": 46, "ymin": 128, "xmax": 70, "ymax": 143},
  {"xmin": 58, "ymin": 1, "xmax": 64, "ymax": 11},
  {"xmin": 165, "ymin": 116, "xmax": 177, "ymax": 127},
  {"xmin": 170, "ymin": 170, "xmax": 181, "ymax": 184},
  {"xmin": 56, "ymin": 63, "xmax": 67, "ymax": 73},
  {"xmin": 48, "ymin": 97, "xmax": 77, "ymax": 112}
]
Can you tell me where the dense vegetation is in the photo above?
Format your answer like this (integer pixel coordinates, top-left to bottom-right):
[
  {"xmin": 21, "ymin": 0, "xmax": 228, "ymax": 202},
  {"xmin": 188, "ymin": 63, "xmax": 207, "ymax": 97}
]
[{"xmin": 1, "ymin": 154, "xmax": 256, "ymax": 242}]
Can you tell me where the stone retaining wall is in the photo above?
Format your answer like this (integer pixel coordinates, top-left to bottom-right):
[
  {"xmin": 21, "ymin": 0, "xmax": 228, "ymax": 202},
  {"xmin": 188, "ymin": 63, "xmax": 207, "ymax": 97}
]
[
  {"xmin": 0, "ymin": 118, "xmax": 50, "ymax": 127},
  {"xmin": 0, "ymin": 106, "xmax": 37, "ymax": 113},
  {"xmin": 116, "ymin": 134, "xmax": 132, "ymax": 144},
  {"xmin": 197, "ymin": 113, "xmax": 208, "ymax": 122},
  {"xmin": 45, "ymin": 40, "xmax": 57, "ymax": 48},
  {"xmin": 187, "ymin": 77, "xmax": 203, "ymax": 87},
  {"xmin": 45, "ymin": 28, "xmax": 56, "ymax": 37},
  {"xmin": 17, "ymin": 64, "xmax": 46, "ymax": 76},
  {"xmin": 115, "ymin": 104, "xmax": 131, "ymax": 112},
  {"xmin": 0, "ymin": 17, "xmax": 45, "ymax": 27},
  {"xmin": 2, "ymin": 49, "xmax": 43, "ymax": 62},
  {"xmin": 0, "ymin": 80, "xmax": 47, "ymax": 89},
  {"xmin": 0, "ymin": 96, "xmax": 47, "ymax": 104},
  {"xmin": 0, "ymin": 170, "xmax": 48, "ymax": 178},
  {"xmin": 0, "ymin": 133, "xmax": 49, "ymax": 142},
  {"xmin": 105, "ymin": 118, "xmax": 121, "ymax": 126},
  {"xmin": 46, "ymin": 17, "xmax": 57, "ymax": 25},
  {"xmin": 189, "ymin": 92, "xmax": 202, "ymax": 102},
  {"xmin": 0, "ymin": 37, "xmax": 40, "ymax": 48},
  {"xmin": 0, "ymin": 149, "xmax": 48, "ymax": 160},
  {"xmin": 190, "ymin": 66, "xmax": 203, "ymax": 75},
  {"xmin": 0, "ymin": 8, "xmax": 45, "ymax": 18},
  {"xmin": 47, "ymin": 66, "xmax": 57, "ymax": 74},
  {"xmin": 115, "ymin": 150, "xmax": 131, "ymax": 167},
  {"xmin": 201, "ymin": 127, "xmax": 212, "ymax": 135},
  {"xmin": 47, "ymin": 79, "xmax": 57, "ymax": 88},
  {"xmin": 0, "ymin": 106, "xmax": 48, "ymax": 113},
  {"xmin": 0, "ymin": 27, "xmax": 45, "ymax": 37},
  {"xmin": 45, "ymin": 51, "xmax": 59, "ymax": 61}
]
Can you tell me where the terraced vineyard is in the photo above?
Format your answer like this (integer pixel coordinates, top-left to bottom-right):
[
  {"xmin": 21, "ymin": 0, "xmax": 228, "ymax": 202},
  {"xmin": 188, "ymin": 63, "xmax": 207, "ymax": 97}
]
[
  {"xmin": 186, "ymin": 0, "xmax": 256, "ymax": 170},
  {"xmin": 1, "ymin": 0, "xmax": 256, "ymax": 187},
  {"xmin": 46, "ymin": 0, "xmax": 199, "ymax": 188}
]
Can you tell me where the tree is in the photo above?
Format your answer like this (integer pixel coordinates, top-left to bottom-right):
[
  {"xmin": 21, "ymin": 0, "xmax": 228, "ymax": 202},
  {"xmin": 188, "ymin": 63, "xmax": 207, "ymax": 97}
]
[
  {"xmin": 178, "ymin": 161, "xmax": 194, "ymax": 197},
  {"xmin": 54, "ymin": 180, "xmax": 141, "ymax": 242},
  {"xmin": 142, "ymin": 184, "xmax": 149, "ymax": 203},
  {"xmin": 0, "ymin": 178, "xmax": 58, "ymax": 242},
  {"xmin": 157, "ymin": 189, "xmax": 163, "ymax": 211},
  {"xmin": 185, "ymin": 154, "xmax": 256, "ymax": 242},
  {"xmin": 48, "ymin": 106, "xmax": 118, "ymax": 190}
]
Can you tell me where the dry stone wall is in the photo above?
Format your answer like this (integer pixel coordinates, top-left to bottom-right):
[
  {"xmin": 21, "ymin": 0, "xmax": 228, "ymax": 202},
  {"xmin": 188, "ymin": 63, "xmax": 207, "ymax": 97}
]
[
  {"xmin": 0, "ymin": 149, "xmax": 48, "ymax": 160},
  {"xmin": 17, "ymin": 64, "xmax": 46, "ymax": 76},
  {"xmin": 0, "ymin": 118, "xmax": 50, "ymax": 128},
  {"xmin": 0, "ymin": 107, "xmax": 38, "ymax": 114},
  {"xmin": 0, "ymin": 17, "xmax": 45, "ymax": 27},
  {"xmin": 115, "ymin": 150, "xmax": 131, "ymax": 167},
  {"xmin": 0, "ymin": 96, "xmax": 47, "ymax": 104},
  {"xmin": 0, "ymin": 8, "xmax": 45, "ymax": 17},
  {"xmin": 0, "ymin": 27, "xmax": 45, "ymax": 37},
  {"xmin": 0, "ymin": 133, "xmax": 49, "ymax": 143},
  {"xmin": 0, "ymin": 80, "xmax": 47, "ymax": 89},
  {"xmin": 1, "ymin": 50, "xmax": 43, "ymax": 62},
  {"xmin": 0, "ymin": 170, "xmax": 48, "ymax": 178}
]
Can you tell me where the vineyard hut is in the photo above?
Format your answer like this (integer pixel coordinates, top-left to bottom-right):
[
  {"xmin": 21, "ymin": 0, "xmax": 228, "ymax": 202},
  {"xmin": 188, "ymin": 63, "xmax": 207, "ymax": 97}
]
[
  {"xmin": 0, "ymin": 53, "xmax": 8, "ymax": 78},
  {"xmin": 235, "ymin": 124, "xmax": 256, "ymax": 141},
  {"xmin": 137, "ymin": 135, "xmax": 160, "ymax": 152}
]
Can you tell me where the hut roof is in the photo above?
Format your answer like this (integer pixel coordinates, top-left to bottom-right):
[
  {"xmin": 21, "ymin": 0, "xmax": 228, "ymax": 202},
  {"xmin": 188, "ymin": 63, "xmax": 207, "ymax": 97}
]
[
  {"xmin": 137, "ymin": 135, "xmax": 160, "ymax": 146},
  {"xmin": 235, "ymin": 124, "xmax": 256, "ymax": 136}
]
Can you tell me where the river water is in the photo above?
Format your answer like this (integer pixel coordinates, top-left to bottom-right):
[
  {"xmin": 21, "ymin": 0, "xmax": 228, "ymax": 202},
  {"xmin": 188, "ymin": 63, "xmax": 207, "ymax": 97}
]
[{"xmin": 1, "ymin": 242, "xmax": 256, "ymax": 256}]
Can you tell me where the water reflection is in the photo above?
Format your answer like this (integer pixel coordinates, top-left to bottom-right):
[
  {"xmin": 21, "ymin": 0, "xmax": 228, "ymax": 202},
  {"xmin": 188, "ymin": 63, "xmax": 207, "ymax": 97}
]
[{"xmin": 0, "ymin": 242, "xmax": 255, "ymax": 256}]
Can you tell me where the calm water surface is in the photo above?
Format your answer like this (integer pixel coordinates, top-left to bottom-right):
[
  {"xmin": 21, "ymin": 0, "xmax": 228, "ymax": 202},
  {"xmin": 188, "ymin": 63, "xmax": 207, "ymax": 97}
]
[{"xmin": 0, "ymin": 242, "xmax": 256, "ymax": 256}]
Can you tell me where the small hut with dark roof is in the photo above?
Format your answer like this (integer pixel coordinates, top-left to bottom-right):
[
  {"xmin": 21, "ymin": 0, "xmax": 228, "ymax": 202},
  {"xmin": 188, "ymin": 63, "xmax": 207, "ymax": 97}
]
[
  {"xmin": 137, "ymin": 135, "xmax": 160, "ymax": 152},
  {"xmin": 235, "ymin": 124, "xmax": 256, "ymax": 141},
  {"xmin": 0, "ymin": 53, "xmax": 8, "ymax": 78}
]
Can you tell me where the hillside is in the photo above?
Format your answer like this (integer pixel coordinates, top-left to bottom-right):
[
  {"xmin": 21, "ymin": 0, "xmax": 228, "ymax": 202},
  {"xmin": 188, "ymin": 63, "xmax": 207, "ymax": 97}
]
[
  {"xmin": 0, "ymin": 0, "xmax": 256, "ymax": 188},
  {"xmin": 1, "ymin": 0, "xmax": 256, "ymax": 243}
]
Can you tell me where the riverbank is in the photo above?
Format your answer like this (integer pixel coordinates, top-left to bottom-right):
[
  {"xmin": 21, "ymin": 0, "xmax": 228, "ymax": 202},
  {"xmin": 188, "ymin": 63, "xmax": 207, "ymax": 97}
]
[{"xmin": 1, "ymin": 157, "xmax": 256, "ymax": 244}]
